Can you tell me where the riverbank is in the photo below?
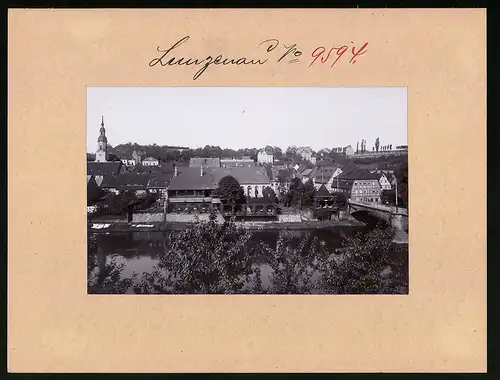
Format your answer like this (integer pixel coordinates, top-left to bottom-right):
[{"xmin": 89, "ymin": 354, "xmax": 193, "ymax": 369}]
[{"xmin": 88, "ymin": 218, "xmax": 366, "ymax": 233}]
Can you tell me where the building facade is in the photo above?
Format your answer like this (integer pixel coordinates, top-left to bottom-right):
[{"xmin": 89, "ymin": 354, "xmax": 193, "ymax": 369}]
[
  {"xmin": 142, "ymin": 157, "xmax": 160, "ymax": 166},
  {"xmin": 296, "ymin": 147, "xmax": 315, "ymax": 163},
  {"xmin": 257, "ymin": 150, "xmax": 274, "ymax": 164},
  {"xmin": 344, "ymin": 145, "xmax": 355, "ymax": 156},
  {"xmin": 220, "ymin": 158, "xmax": 255, "ymax": 168},
  {"xmin": 337, "ymin": 171, "xmax": 383, "ymax": 203},
  {"xmin": 378, "ymin": 173, "xmax": 392, "ymax": 190}
]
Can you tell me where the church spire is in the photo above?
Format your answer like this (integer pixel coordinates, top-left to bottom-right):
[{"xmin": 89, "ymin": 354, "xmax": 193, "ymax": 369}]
[
  {"xmin": 97, "ymin": 116, "xmax": 107, "ymax": 143},
  {"xmin": 96, "ymin": 116, "xmax": 108, "ymax": 162}
]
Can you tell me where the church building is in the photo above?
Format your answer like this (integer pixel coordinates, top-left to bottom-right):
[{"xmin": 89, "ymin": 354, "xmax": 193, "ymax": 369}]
[{"xmin": 95, "ymin": 116, "xmax": 108, "ymax": 162}]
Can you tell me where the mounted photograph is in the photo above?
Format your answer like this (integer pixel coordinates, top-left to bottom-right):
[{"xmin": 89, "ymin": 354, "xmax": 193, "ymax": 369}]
[{"xmin": 87, "ymin": 87, "xmax": 409, "ymax": 295}]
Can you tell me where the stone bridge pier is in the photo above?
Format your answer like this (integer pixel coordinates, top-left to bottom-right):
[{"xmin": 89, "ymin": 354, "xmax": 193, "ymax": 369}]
[{"xmin": 348, "ymin": 200, "xmax": 408, "ymax": 244}]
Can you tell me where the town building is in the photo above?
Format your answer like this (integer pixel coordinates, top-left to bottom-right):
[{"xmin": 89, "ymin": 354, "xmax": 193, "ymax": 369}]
[
  {"xmin": 87, "ymin": 162, "xmax": 124, "ymax": 186},
  {"xmin": 189, "ymin": 157, "xmax": 221, "ymax": 168},
  {"xmin": 220, "ymin": 158, "xmax": 255, "ymax": 168},
  {"xmin": 269, "ymin": 166, "xmax": 294, "ymax": 195},
  {"xmin": 377, "ymin": 173, "xmax": 392, "ymax": 190},
  {"xmin": 87, "ymin": 175, "xmax": 104, "ymax": 204},
  {"xmin": 330, "ymin": 177, "xmax": 353, "ymax": 195},
  {"xmin": 344, "ymin": 145, "xmax": 355, "ymax": 156},
  {"xmin": 132, "ymin": 150, "xmax": 145, "ymax": 165},
  {"xmin": 336, "ymin": 170, "xmax": 383, "ymax": 203},
  {"xmin": 313, "ymin": 166, "xmax": 343, "ymax": 190},
  {"xmin": 257, "ymin": 149, "xmax": 274, "ymax": 164},
  {"xmin": 100, "ymin": 172, "xmax": 152, "ymax": 196},
  {"xmin": 313, "ymin": 185, "xmax": 337, "ymax": 220},
  {"xmin": 166, "ymin": 166, "xmax": 271, "ymax": 213},
  {"xmin": 298, "ymin": 167, "xmax": 316, "ymax": 184},
  {"xmin": 142, "ymin": 156, "xmax": 160, "ymax": 166},
  {"xmin": 146, "ymin": 173, "xmax": 171, "ymax": 196},
  {"xmin": 310, "ymin": 153, "xmax": 317, "ymax": 165},
  {"xmin": 121, "ymin": 158, "xmax": 137, "ymax": 166},
  {"xmin": 296, "ymin": 146, "xmax": 316, "ymax": 163}
]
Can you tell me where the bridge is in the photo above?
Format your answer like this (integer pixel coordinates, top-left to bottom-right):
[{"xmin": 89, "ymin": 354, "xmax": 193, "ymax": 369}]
[{"xmin": 347, "ymin": 200, "xmax": 408, "ymax": 233}]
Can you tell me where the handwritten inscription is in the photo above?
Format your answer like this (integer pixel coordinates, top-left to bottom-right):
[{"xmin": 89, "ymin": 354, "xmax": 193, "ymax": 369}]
[
  {"xmin": 149, "ymin": 36, "xmax": 368, "ymax": 80},
  {"xmin": 310, "ymin": 42, "xmax": 369, "ymax": 67}
]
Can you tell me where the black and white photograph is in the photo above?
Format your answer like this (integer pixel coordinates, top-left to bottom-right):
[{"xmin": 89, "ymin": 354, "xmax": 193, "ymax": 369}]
[{"xmin": 87, "ymin": 87, "xmax": 409, "ymax": 295}]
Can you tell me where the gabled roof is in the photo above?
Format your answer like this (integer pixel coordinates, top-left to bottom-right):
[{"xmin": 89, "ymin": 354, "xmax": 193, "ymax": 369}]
[
  {"xmin": 271, "ymin": 167, "xmax": 294, "ymax": 182},
  {"xmin": 217, "ymin": 167, "xmax": 270, "ymax": 185},
  {"xmin": 167, "ymin": 168, "xmax": 218, "ymax": 191},
  {"xmin": 300, "ymin": 168, "xmax": 314, "ymax": 177},
  {"xmin": 338, "ymin": 170, "xmax": 381, "ymax": 181},
  {"xmin": 101, "ymin": 172, "xmax": 151, "ymax": 190},
  {"xmin": 314, "ymin": 166, "xmax": 341, "ymax": 184},
  {"xmin": 330, "ymin": 178, "xmax": 353, "ymax": 191},
  {"xmin": 189, "ymin": 157, "xmax": 221, "ymax": 168},
  {"xmin": 143, "ymin": 156, "xmax": 159, "ymax": 161},
  {"xmin": 147, "ymin": 173, "xmax": 172, "ymax": 189},
  {"xmin": 315, "ymin": 185, "xmax": 333, "ymax": 197},
  {"xmin": 87, "ymin": 162, "xmax": 123, "ymax": 177}
]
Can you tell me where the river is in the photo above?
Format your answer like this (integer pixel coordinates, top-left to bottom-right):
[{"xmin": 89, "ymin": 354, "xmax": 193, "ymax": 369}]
[{"xmin": 88, "ymin": 224, "xmax": 408, "ymax": 293}]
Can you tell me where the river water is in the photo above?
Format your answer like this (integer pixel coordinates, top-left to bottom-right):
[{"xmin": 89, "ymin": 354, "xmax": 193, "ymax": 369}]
[{"xmin": 89, "ymin": 225, "xmax": 408, "ymax": 293}]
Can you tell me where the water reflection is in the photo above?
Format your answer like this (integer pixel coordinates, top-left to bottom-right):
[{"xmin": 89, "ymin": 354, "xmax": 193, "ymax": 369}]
[{"xmin": 89, "ymin": 225, "xmax": 407, "ymax": 292}]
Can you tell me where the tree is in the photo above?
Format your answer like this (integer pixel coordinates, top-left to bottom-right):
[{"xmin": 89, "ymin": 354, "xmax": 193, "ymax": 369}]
[
  {"xmin": 275, "ymin": 171, "xmax": 290, "ymax": 199},
  {"xmin": 375, "ymin": 137, "xmax": 380, "ymax": 152},
  {"xmin": 286, "ymin": 177, "xmax": 305, "ymax": 207},
  {"xmin": 273, "ymin": 146, "xmax": 283, "ymax": 159},
  {"xmin": 316, "ymin": 227, "xmax": 408, "ymax": 294},
  {"xmin": 254, "ymin": 232, "xmax": 317, "ymax": 294},
  {"xmin": 263, "ymin": 186, "xmax": 278, "ymax": 203},
  {"xmin": 286, "ymin": 146, "xmax": 297, "ymax": 158},
  {"xmin": 394, "ymin": 162, "xmax": 408, "ymax": 207},
  {"xmin": 302, "ymin": 178, "xmax": 316, "ymax": 207},
  {"xmin": 212, "ymin": 175, "xmax": 246, "ymax": 210},
  {"xmin": 134, "ymin": 215, "xmax": 258, "ymax": 294},
  {"xmin": 105, "ymin": 190, "xmax": 141, "ymax": 219},
  {"xmin": 331, "ymin": 192, "xmax": 347, "ymax": 210},
  {"xmin": 381, "ymin": 189, "xmax": 404, "ymax": 206}
]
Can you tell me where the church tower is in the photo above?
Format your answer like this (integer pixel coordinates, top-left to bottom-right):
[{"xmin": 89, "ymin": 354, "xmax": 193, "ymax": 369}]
[{"xmin": 95, "ymin": 116, "xmax": 108, "ymax": 162}]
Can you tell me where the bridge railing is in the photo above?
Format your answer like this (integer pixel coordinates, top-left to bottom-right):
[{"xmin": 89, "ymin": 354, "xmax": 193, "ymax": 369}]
[{"xmin": 348, "ymin": 200, "xmax": 408, "ymax": 215}]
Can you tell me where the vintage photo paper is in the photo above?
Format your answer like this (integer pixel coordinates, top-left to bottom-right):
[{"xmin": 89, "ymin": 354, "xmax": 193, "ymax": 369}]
[{"xmin": 8, "ymin": 9, "xmax": 486, "ymax": 373}]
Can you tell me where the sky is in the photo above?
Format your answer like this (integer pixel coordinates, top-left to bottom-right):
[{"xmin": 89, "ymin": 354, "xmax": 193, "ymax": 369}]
[{"xmin": 87, "ymin": 87, "xmax": 407, "ymax": 153}]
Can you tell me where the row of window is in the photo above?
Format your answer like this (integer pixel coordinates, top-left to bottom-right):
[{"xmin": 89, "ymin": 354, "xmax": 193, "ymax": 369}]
[
  {"xmin": 356, "ymin": 197, "xmax": 381, "ymax": 203},
  {"xmin": 353, "ymin": 189, "xmax": 380, "ymax": 195}
]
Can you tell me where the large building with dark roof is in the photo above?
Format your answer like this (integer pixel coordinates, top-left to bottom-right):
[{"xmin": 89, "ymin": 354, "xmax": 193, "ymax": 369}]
[{"xmin": 166, "ymin": 166, "xmax": 271, "ymax": 213}]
